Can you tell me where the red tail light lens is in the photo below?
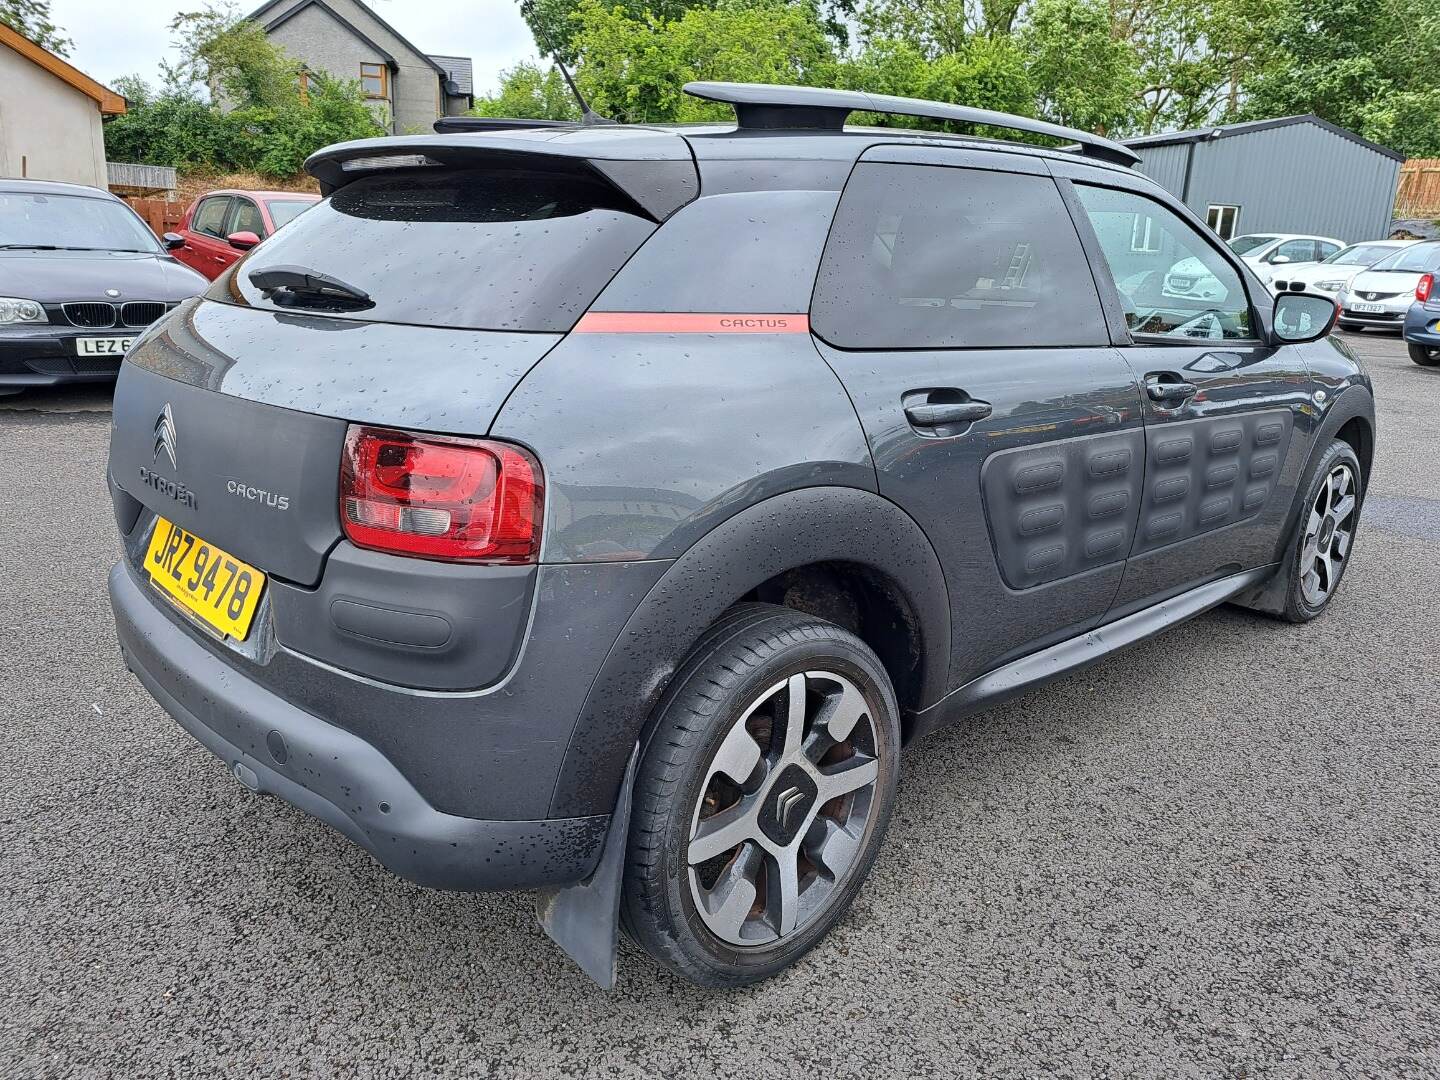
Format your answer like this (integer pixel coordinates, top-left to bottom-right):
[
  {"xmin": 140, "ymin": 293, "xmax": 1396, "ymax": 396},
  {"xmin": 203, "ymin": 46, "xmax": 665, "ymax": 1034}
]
[
  {"xmin": 340, "ymin": 426, "xmax": 542, "ymax": 563},
  {"xmin": 1418, "ymin": 273, "xmax": 1434, "ymax": 302}
]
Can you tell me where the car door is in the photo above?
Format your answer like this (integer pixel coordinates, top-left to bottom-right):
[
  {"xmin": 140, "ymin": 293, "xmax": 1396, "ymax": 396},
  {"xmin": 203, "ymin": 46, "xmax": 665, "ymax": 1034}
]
[
  {"xmin": 1061, "ymin": 173, "xmax": 1315, "ymax": 616},
  {"xmin": 811, "ymin": 146, "xmax": 1148, "ymax": 687},
  {"xmin": 178, "ymin": 195, "xmax": 235, "ymax": 279}
]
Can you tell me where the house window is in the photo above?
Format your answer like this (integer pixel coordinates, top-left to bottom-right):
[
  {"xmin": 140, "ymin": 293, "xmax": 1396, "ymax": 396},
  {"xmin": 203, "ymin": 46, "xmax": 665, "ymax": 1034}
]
[
  {"xmin": 1130, "ymin": 213, "xmax": 1161, "ymax": 253},
  {"xmin": 360, "ymin": 63, "xmax": 387, "ymax": 99},
  {"xmin": 1206, "ymin": 204, "xmax": 1241, "ymax": 241}
]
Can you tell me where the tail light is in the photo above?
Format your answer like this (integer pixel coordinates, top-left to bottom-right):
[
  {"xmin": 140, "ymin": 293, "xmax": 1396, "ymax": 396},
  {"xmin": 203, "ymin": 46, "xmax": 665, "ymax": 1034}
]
[
  {"xmin": 340, "ymin": 426, "xmax": 542, "ymax": 563},
  {"xmin": 1418, "ymin": 273, "xmax": 1434, "ymax": 302}
]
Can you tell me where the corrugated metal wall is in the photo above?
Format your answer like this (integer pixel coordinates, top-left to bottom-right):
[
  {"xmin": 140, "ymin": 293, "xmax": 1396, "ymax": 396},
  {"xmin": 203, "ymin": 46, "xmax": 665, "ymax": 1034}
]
[{"xmin": 1130, "ymin": 122, "xmax": 1402, "ymax": 242}]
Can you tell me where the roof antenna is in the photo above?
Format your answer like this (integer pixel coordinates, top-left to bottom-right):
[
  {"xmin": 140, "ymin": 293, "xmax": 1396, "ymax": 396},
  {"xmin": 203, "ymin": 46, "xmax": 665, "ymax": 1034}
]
[{"xmin": 554, "ymin": 59, "xmax": 615, "ymax": 126}]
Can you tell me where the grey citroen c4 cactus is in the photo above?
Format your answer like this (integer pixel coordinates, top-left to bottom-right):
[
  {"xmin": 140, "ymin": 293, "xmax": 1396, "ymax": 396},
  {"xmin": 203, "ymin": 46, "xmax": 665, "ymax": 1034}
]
[{"xmin": 106, "ymin": 83, "xmax": 1375, "ymax": 988}]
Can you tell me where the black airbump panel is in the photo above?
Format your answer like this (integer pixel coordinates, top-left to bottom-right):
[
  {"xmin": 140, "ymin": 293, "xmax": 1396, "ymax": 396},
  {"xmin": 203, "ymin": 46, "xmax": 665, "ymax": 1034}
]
[
  {"xmin": 1131, "ymin": 409, "xmax": 1293, "ymax": 556},
  {"xmin": 981, "ymin": 428, "xmax": 1146, "ymax": 590}
]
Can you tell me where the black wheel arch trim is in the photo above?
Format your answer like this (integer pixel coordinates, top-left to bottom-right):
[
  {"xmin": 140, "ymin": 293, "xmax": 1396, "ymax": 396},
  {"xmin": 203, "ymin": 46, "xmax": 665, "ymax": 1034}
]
[
  {"xmin": 546, "ymin": 485, "xmax": 951, "ymax": 818},
  {"xmin": 1231, "ymin": 384, "xmax": 1375, "ymax": 615}
]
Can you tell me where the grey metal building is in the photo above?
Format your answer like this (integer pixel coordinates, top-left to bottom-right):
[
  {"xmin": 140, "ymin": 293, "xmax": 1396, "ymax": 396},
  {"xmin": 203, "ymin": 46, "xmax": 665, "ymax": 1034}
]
[{"xmin": 1125, "ymin": 116, "xmax": 1403, "ymax": 243}]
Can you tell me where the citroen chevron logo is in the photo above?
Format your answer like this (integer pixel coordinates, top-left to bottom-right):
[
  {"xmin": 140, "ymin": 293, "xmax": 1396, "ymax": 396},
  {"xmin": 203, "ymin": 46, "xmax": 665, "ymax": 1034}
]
[
  {"xmin": 776, "ymin": 786, "xmax": 807, "ymax": 832},
  {"xmin": 153, "ymin": 403, "xmax": 177, "ymax": 470}
]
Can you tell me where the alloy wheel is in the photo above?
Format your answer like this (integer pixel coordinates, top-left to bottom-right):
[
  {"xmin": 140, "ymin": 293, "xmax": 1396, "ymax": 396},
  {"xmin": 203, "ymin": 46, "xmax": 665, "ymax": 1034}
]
[
  {"xmin": 1300, "ymin": 462, "xmax": 1358, "ymax": 607},
  {"xmin": 686, "ymin": 670, "xmax": 880, "ymax": 947}
]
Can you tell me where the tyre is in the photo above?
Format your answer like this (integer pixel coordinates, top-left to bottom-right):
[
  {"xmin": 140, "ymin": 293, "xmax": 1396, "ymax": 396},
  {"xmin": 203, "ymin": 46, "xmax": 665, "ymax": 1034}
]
[
  {"xmin": 622, "ymin": 603, "xmax": 900, "ymax": 987},
  {"xmin": 1408, "ymin": 342, "xmax": 1440, "ymax": 367},
  {"xmin": 1337, "ymin": 320, "xmax": 1361, "ymax": 332},
  {"xmin": 1282, "ymin": 439, "xmax": 1363, "ymax": 623}
]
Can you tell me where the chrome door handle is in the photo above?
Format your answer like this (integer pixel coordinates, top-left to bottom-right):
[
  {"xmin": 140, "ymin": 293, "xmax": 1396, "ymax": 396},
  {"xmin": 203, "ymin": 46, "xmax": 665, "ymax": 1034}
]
[
  {"xmin": 905, "ymin": 401, "xmax": 992, "ymax": 426},
  {"xmin": 1145, "ymin": 374, "xmax": 1198, "ymax": 403}
]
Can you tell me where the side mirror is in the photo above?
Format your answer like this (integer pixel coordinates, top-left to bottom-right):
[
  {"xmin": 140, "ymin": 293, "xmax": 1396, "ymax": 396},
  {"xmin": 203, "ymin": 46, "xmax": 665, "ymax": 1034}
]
[
  {"xmin": 162, "ymin": 232, "xmax": 185, "ymax": 251},
  {"xmin": 226, "ymin": 230, "xmax": 261, "ymax": 251},
  {"xmin": 1273, "ymin": 292, "xmax": 1337, "ymax": 344},
  {"xmin": 1268, "ymin": 254, "xmax": 1291, "ymax": 265}
]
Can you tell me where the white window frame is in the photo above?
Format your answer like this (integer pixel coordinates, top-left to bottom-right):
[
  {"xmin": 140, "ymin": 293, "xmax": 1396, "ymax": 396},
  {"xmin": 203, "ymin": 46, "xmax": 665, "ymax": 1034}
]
[
  {"xmin": 1207, "ymin": 204, "xmax": 1241, "ymax": 241},
  {"xmin": 1130, "ymin": 213, "xmax": 1160, "ymax": 253}
]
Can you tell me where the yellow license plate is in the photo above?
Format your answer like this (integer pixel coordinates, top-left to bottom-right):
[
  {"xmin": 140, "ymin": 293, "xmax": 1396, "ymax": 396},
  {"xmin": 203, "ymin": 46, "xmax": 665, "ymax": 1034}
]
[{"xmin": 144, "ymin": 517, "xmax": 266, "ymax": 640}]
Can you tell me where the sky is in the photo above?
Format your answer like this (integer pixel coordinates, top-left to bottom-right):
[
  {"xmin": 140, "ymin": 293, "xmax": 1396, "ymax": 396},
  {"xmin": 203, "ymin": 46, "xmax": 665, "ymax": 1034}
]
[{"xmin": 50, "ymin": 0, "xmax": 539, "ymax": 98}]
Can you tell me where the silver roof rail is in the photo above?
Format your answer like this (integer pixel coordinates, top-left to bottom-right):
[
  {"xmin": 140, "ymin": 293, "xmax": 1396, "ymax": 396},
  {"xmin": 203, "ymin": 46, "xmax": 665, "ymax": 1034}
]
[{"xmin": 683, "ymin": 82, "xmax": 1140, "ymax": 168}]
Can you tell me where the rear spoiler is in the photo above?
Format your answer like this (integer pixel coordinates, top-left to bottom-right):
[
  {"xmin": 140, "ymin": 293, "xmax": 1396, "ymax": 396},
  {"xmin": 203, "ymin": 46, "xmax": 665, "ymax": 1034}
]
[{"xmin": 304, "ymin": 131, "xmax": 699, "ymax": 220}]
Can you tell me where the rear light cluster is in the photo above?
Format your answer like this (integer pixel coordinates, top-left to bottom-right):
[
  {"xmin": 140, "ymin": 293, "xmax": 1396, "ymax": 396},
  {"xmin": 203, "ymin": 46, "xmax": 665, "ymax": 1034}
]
[
  {"xmin": 340, "ymin": 426, "xmax": 543, "ymax": 563},
  {"xmin": 1418, "ymin": 273, "xmax": 1434, "ymax": 303}
]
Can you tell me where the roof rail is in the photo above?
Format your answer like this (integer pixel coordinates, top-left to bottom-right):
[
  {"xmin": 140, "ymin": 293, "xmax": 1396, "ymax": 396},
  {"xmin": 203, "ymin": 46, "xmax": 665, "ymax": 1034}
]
[{"xmin": 683, "ymin": 82, "xmax": 1140, "ymax": 168}]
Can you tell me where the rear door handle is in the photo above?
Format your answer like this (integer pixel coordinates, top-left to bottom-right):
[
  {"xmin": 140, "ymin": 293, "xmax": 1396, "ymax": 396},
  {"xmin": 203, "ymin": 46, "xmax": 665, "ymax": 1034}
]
[
  {"xmin": 904, "ymin": 400, "xmax": 992, "ymax": 426},
  {"xmin": 1145, "ymin": 374, "xmax": 1199, "ymax": 403}
]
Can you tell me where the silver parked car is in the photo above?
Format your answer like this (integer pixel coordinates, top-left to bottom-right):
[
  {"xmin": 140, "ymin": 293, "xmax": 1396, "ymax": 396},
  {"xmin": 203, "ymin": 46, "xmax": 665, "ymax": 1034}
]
[
  {"xmin": 1337, "ymin": 241, "xmax": 1440, "ymax": 331},
  {"xmin": 1272, "ymin": 240, "xmax": 1418, "ymax": 297}
]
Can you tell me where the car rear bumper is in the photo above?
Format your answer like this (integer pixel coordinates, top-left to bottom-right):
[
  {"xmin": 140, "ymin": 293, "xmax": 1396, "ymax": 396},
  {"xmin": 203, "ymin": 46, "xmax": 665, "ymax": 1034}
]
[
  {"xmin": 109, "ymin": 560, "xmax": 610, "ymax": 891},
  {"xmin": 1402, "ymin": 303, "xmax": 1440, "ymax": 346}
]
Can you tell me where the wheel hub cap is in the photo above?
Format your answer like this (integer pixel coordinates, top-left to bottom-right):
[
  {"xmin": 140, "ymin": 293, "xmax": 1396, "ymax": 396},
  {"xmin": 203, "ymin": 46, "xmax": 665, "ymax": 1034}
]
[
  {"xmin": 685, "ymin": 670, "xmax": 881, "ymax": 947},
  {"xmin": 758, "ymin": 765, "xmax": 818, "ymax": 847}
]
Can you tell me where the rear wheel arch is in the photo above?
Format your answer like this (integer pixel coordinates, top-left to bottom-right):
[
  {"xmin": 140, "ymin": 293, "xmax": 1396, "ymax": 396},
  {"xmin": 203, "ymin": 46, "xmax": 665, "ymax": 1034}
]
[{"xmin": 546, "ymin": 486, "xmax": 951, "ymax": 819}]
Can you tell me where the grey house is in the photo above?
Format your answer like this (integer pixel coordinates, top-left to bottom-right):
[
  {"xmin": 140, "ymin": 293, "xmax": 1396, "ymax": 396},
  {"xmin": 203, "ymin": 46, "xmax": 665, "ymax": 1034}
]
[
  {"xmin": 249, "ymin": 0, "xmax": 473, "ymax": 134},
  {"xmin": 1125, "ymin": 116, "xmax": 1404, "ymax": 243}
]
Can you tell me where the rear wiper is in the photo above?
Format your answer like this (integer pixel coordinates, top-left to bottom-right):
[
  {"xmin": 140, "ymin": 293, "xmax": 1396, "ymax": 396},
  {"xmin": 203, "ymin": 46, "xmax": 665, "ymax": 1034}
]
[{"xmin": 248, "ymin": 264, "xmax": 373, "ymax": 310}]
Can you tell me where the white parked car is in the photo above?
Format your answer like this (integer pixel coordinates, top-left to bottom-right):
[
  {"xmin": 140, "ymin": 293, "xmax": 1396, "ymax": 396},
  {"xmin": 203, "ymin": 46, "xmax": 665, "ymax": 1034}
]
[
  {"xmin": 1163, "ymin": 233, "xmax": 1344, "ymax": 301},
  {"xmin": 1337, "ymin": 240, "xmax": 1440, "ymax": 331},
  {"xmin": 1271, "ymin": 240, "xmax": 1418, "ymax": 297}
]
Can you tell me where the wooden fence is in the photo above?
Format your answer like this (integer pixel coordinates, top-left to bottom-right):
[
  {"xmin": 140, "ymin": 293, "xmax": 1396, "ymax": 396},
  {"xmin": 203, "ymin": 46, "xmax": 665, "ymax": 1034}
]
[
  {"xmin": 1396, "ymin": 159, "xmax": 1440, "ymax": 218},
  {"xmin": 124, "ymin": 198, "xmax": 187, "ymax": 239}
]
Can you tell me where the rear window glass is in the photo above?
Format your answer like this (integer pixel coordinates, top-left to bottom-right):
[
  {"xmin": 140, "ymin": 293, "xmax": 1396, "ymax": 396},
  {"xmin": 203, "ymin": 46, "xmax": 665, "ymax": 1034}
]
[
  {"xmin": 212, "ymin": 169, "xmax": 656, "ymax": 331},
  {"xmin": 265, "ymin": 199, "xmax": 314, "ymax": 230},
  {"xmin": 812, "ymin": 163, "xmax": 1106, "ymax": 349}
]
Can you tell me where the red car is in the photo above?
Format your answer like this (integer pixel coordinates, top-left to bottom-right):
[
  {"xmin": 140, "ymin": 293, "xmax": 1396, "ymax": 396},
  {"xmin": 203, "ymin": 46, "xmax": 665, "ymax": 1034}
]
[{"xmin": 164, "ymin": 190, "xmax": 320, "ymax": 280}]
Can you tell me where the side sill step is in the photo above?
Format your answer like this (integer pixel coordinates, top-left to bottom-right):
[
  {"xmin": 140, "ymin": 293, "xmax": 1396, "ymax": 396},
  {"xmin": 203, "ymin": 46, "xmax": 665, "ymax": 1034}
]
[{"xmin": 920, "ymin": 564, "xmax": 1276, "ymax": 734}]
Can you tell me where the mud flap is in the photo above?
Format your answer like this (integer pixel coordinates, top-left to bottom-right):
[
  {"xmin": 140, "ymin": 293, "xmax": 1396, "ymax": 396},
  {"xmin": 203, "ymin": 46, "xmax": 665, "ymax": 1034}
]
[{"xmin": 535, "ymin": 744, "xmax": 638, "ymax": 989}]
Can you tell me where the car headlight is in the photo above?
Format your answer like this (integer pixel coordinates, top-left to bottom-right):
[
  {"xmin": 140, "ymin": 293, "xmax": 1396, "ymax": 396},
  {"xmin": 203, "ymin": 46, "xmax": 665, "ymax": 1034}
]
[
  {"xmin": 1316, "ymin": 280, "xmax": 1345, "ymax": 291},
  {"xmin": 0, "ymin": 297, "xmax": 46, "ymax": 325}
]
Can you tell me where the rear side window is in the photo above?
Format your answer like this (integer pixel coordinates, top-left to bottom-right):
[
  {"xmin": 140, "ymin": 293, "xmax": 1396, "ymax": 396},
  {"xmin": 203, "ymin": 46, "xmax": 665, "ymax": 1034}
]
[
  {"xmin": 215, "ymin": 169, "xmax": 657, "ymax": 331},
  {"xmin": 812, "ymin": 163, "xmax": 1107, "ymax": 349}
]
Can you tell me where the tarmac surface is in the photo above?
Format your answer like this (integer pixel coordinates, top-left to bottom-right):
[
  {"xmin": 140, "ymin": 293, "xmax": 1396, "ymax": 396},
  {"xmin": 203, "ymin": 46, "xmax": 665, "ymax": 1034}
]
[{"xmin": 2, "ymin": 331, "xmax": 1437, "ymax": 1078}]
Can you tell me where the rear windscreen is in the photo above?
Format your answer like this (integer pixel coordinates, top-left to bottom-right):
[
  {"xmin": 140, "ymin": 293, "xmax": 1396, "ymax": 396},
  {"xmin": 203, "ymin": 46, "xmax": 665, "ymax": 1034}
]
[{"xmin": 210, "ymin": 168, "xmax": 657, "ymax": 331}]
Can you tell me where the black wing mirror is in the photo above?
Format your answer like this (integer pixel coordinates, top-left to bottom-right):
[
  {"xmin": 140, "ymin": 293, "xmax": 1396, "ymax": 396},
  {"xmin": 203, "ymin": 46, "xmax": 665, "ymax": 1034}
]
[
  {"xmin": 162, "ymin": 232, "xmax": 185, "ymax": 251},
  {"xmin": 1273, "ymin": 292, "xmax": 1337, "ymax": 344}
]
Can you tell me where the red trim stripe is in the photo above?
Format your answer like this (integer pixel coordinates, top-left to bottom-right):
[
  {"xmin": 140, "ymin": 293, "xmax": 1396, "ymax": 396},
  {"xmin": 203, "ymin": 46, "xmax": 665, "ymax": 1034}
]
[{"xmin": 572, "ymin": 312, "xmax": 810, "ymax": 334}]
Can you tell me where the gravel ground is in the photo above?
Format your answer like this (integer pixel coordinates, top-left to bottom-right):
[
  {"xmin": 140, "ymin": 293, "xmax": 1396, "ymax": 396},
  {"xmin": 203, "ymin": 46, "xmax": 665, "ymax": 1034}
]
[{"xmin": 2, "ymin": 332, "xmax": 1437, "ymax": 1079}]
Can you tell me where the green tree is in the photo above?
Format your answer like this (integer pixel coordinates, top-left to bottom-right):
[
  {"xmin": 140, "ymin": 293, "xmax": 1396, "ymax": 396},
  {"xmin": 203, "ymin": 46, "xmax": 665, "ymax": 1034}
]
[
  {"xmin": 1020, "ymin": 0, "xmax": 1141, "ymax": 134},
  {"xmin": 471, "ymin": 61, "xmax": 582, "ymax": 120},
  {"xmin": 0, "ymin": 0, "xmax": 72, "ymax": 55},
  {"xmin": 170, "ymin": 4, "xmax": 303, "ymax": 109},
  {"xmin": 570, "ymin": 0, "xmax": 838, "ymax": 123}
]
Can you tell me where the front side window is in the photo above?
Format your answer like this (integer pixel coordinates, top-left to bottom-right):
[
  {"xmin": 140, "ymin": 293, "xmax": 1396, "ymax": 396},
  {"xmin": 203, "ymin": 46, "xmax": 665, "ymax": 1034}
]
[
  {"xmin": 192, "ymin": 197, "xmax": 231, "ymax": 238},
  {"xmin": 361, "ymin": 63, "xmax": 387, "ymax": 99},
  {"xmin": 1206, "ymin": 205, "xmax": 1241, "ymax": 240},
  {"xmin": 0, "ymin": 191, "xmax": 161, "ymax": 253},
  {"xmin": 228, "ymin": 199, "xmax": 265, "ymax": 237},
  {"xmin": 1270, "ymin": 239, "xmax": 1318, "ymax": 264},
  {"xmin": 1077, "ymin": 184, "xmax": 1253, "ymax": 341},
  {"xmin": 812, "ymin": 163, "xmax": 1107, "ymax": 349}
]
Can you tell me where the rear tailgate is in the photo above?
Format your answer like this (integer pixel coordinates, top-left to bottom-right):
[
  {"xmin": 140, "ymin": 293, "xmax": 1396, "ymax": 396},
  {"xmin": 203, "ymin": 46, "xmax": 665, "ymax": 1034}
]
[{"xmin": 109, "ymin": 127, "xmax": 697, "ymax": 589}]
